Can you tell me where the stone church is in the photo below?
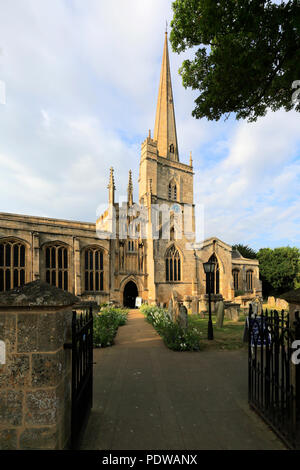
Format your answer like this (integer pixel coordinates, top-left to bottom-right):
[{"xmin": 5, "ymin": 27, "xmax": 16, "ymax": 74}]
[{"xmin": 0, "ymin": 33, "xmax": 261, "ymax": 309}]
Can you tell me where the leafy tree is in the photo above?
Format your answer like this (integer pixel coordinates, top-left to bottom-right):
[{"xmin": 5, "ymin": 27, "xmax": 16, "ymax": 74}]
[
  {"xmin": 170, "ymin": 0, "xmax": 300, "ymax": 122},
  {"xmin": 232, "ymin": 243, "xmax": 257, "ymax": 259},
  {"xmin": 257, "ymin": 246, "xmax": 300, "ymax": 296}
]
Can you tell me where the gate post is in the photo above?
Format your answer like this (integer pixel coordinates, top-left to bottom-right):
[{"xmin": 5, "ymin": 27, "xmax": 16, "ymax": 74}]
[{"xmin": 0, "ymin": 280, "xmax": 79, "ymax": 450}]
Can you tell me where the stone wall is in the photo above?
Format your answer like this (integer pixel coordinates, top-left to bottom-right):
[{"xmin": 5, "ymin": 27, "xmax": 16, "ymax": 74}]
[{"xmin": 0, "ymin": 281, "xmax": 78, "ymax": 450}]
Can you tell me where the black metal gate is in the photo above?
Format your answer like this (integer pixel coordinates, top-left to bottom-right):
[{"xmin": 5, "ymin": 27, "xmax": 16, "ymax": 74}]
[
  {"xmin": 248, "ymin": 305, "xmax": 300, "ymax": 449},
  {"xmin": 65, "ymin": 305, "xmax": 94, "ymax": 449}
]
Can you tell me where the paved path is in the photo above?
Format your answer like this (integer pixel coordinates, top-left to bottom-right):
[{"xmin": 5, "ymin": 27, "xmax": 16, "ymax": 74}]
[{"xmin": 80, "ymin": 309, "xmax": 286, "ymax": 450}]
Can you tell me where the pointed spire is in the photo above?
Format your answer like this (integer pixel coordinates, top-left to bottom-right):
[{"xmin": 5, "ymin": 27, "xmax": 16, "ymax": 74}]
[
  {"xmin": 127, "ymin": 170, "xmax": 133, "ymax": 206},
  {"xmin": 154, "ymin": 31, "xmax": 179, "ymax": 162},
  {"xmin": 108, "ymin": 167, "xmax": 115, "ymax": 205}
]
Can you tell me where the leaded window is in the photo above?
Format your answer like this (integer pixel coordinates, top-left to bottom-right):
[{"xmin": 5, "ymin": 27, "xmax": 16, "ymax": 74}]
[
  {"xmin": 45, "ymin": 244, "xmax": 69, "ymax": 291},
  {"xmin": 165, "ymin": 245, "xmax": 181, "ymax": 282},
  {"xmin": 0, "ymin": 239, "xmax": 26, "ymax": 292},
  {"xmin": 246, "ymin": 270, "xmax": 253, "ymax": 291},
  {"xmin": 84, "ymin": 247, "xmax": 104, "ymax": 292},
  {"xmin": 233, "ymin": 269, "xmax": 239, "ymax": 290}
]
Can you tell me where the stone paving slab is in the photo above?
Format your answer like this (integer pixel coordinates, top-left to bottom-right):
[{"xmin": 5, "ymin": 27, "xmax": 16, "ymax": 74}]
[{"xmin": 80, "ymin": 309, "xmax": 286, "ymax": 450}]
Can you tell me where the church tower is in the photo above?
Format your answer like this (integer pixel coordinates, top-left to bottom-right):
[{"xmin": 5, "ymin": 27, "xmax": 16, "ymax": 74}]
[{"xmin": 139, "ymin": 31, "xmax": 197, "ymax": 305}]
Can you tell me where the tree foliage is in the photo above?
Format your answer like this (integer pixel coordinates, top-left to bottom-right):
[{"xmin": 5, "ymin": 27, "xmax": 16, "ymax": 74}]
[
  {"xmin": 257, "ymin": 246, "xmax": 300, "ymax": 295},
  {"xmin": 232, "ymin": 243, "xmax": 257, "ymax": 259},
  {"xmin": 170, "ymin": 0, "xmax": 300, "ymax": 121}
]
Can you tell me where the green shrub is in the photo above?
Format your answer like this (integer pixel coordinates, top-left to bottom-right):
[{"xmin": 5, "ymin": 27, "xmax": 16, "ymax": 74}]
[
  {"xmin": 93, "ymin": 307, "xmax": 128, "ymax": 348},
  {"xmin": 140, "ymin": 304, "xmax": 202, "ymax": 352}
]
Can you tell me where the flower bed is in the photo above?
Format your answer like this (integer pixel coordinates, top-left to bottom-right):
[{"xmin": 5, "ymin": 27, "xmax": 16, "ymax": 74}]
[
  {"xmin": 93, "ymin": 307, "xmax": 129, "ymax": 348},
  {"xmin": 140, "ymin": 304, "xmax": 202, "ymax": 352}
]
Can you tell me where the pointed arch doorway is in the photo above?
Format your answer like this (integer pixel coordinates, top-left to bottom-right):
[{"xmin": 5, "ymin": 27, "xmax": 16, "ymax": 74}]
[{"xmin": 123, "ymin": 280, "xmax": 138, "ymax": 308}]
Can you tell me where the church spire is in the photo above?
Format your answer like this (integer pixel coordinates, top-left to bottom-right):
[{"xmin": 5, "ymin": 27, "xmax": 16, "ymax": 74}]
[{"xmin": 154, "ymin": 31, "xmax": 179, "ymax": 162}]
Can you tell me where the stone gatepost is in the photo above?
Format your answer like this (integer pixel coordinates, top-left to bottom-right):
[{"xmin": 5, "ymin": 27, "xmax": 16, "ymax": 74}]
[{"xmin": 0, "ymin": 280, "xmax": 79, "ymax": 450}]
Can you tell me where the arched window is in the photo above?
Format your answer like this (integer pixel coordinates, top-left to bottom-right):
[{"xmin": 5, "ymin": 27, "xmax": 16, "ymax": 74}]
[
  {"xmin": 165, "ymin": 245, "xmax": 181, "ymax": 282},
  {"xmin": 246, "ymin": 270, "xmax": 253, "ymax": 291},
  {"xmin": 206, "ymin": 254, "xmax": 220, "ymax": 295},
  {"xmin": 173, "ymin": 185, "xmax": 177, "ymax": 200},
  {"xmin": 45, "ymin": 244, "xmax": 69, "ymax": 291},
  {"xmin": 168, "ymin": 181, "xmax": 178, "ymax": 201},
  {"xmin": 0, "ymin": 239, "xmax": 26, "ymax": 292},
  {"xmin": 84, "ymin": 247, "xmax": 104, "ymax": 292},
  {"xmin": 170, "ymin": 143, "xmax": 174, "ymax": 153},
  {"xmin": 232, "ymin": 269, "xmax": 239, "ymax": 290}
]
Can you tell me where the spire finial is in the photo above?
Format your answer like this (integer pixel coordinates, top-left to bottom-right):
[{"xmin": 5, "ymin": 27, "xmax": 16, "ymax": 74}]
[
  {"xmin": 190, "ymin": 151, "xmax": 193, "ymax": 167},
  {"xmin": 166, "ymin": 20, "xmax": 168, "ymax": 34}
]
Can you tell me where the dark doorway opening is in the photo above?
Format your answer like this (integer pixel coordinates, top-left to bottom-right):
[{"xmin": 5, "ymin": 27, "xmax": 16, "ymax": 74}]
[{"xmin": 123, "ymin": 281, "xmax": 138, "ymax": 308}]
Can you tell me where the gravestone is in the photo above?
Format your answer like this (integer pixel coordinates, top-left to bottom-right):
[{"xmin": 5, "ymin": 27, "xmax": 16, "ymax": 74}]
[
  {"xmin": 167, "ymin": 298, "xmax": 174, "ymax": 321},
  {"xmin": 191, "ymin": 298, "xmax": 198, "ymax": 315},
  {"xmin": 216, "ymin": 301, "xmax": 225, "ymax": 328},
  {"xmin": 178, "ymin": 305, "xmax": 188, "ymax": 329}
]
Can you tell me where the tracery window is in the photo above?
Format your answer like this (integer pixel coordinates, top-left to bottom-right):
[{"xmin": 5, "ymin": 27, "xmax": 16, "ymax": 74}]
[
  {"xmin": 173, "ymin": 185, "xmax": 177, "ymax": 200},
  {"xmin": 128, "ymin": 240, "xmax": 135, "ymax": 252},
  {"xmin": 84, "ymin": 247, "xmax": 104, "ymax": 292},
  {"xmin": 246, "ymin": 270, "xmax": 253, "ymax": 291},
  {"xmin": 165, "ymin": 245, "xmax": 181, "ymax": 282},
  {"xmin": 168, "ymin": 182, "xmax": 177, "ymax": 201},
  {"xmin": 0, "ymin": 239, "xmax": 26, "ymax": 292},
  {"xmin": 232, "ymin": 269, "xmax": 239, "ymax": 290},
  {"xmin": 45, "ymin": 244, "xmax": 69, "ymax": 291}
]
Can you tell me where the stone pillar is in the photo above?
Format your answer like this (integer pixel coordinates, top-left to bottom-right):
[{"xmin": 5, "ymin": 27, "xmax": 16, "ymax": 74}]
[
  {"xmin": 73, "ymin": 237, "xmax": 81, "ymax": 297},
  {"xmin": 0, "ymin": 280, "xmax": 79, "ymax": 450}
]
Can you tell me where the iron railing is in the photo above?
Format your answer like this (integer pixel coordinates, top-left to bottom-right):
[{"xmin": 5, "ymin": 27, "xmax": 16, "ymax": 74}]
[
  {"xmin": 248, "ymin": 305, "xmax": 300, "ymax": 449},
  {"xmin": 65, "ymin": 305, "xmax": 93, "ymax": 449}
]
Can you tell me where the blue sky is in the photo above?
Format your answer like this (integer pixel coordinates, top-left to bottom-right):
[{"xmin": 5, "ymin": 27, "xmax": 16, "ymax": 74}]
[{"xmin": 0, "ymin": 0, "xmax": 299, "ymax": 250}]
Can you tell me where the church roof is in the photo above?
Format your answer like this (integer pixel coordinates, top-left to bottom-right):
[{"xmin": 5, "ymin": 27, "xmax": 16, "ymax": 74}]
[
  {"xmin": 232, "ymin": 249, "xmax": 243, "ymax": 259},
  {"xmin": 154, "ymin": 32, "xmax": 179, "ymax": 162}
]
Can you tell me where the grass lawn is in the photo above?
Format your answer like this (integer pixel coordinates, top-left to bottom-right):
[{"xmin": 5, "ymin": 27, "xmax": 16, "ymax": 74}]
[{"xmin": 188, "ymin": 313, "xmax": 248, "ymax": 351}]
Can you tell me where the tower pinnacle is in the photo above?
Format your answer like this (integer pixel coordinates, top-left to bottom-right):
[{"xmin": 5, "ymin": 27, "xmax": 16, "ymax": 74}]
[
  {"xmin": 153, "ymin": 31, "xmax": 179, "ymax": 162},
  {"xmin": 108, "ymin": 167, "xmax": 115, "ymax": 205},
  {"xmin": 127, "ymin": 170, "xmax": 133, "ymax": 206}
]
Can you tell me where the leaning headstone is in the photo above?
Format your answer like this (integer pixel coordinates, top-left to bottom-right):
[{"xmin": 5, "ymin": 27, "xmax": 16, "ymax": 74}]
[
  {"xmin": 216, "ymin": 301, "xmax": 225, "ymax": 328},
  {"xmin": 191, "ymin": 298, "xmax": 198, "ymax": 315},
  {"xmin": 251, "ymin": 300, "xmax": 258, "ymax": 316},
  {"xmin": 167, "ymin": 298, "xmax": 174, "ymax": 321},
  {"xmin": 275, "ymin": 298, "xmax": 289, "ymax": 310},
  {"xmin": 173, "ymin": 300, "xmax": 180, "ymax": 324},
  {"xmin": 268, "ymin": 296, "xmax": 276, "ymax": 307},
  {"xmin": 178, "ymin": 304, "xmax": 188, "ymax": 329}
]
